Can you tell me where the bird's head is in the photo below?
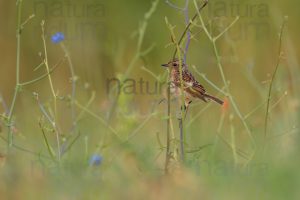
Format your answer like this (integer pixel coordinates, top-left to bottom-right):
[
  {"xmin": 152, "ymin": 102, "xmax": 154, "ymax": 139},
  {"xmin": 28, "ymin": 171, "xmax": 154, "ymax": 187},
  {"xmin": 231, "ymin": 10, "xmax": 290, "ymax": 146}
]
[{"xmin": 161, "ymin": 58, "xmax": 186, "ymax": 69}]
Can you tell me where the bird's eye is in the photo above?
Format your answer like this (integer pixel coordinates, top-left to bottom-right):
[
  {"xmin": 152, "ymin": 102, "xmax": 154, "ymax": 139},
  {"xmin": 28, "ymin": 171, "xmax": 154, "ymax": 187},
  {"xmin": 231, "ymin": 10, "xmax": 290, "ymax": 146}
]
[{"xmin": 173, "ymin": 63, "xmax": 177, "ymax": 67}]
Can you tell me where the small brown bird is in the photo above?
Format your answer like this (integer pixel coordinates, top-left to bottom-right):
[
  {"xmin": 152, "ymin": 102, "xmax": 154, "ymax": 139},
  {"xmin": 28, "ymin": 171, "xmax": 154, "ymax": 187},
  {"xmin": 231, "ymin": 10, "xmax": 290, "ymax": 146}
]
[{"xmin": 162, "ymin": 58, "xmax": 223, "ymax": 111}]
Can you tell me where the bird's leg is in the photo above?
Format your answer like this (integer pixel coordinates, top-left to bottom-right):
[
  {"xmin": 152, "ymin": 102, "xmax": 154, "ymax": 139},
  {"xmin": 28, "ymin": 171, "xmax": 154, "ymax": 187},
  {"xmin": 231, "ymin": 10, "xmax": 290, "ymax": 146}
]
[{"xmin": 183, "ymin": 100, "xmax": 192, "ymax": 120}]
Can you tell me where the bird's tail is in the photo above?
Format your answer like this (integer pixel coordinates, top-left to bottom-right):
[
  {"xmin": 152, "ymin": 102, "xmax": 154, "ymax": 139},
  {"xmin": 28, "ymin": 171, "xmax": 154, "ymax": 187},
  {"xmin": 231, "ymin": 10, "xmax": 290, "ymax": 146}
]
[{"xmin": 203, "ymin": 94, "xmax": 224, "ymax": 105}]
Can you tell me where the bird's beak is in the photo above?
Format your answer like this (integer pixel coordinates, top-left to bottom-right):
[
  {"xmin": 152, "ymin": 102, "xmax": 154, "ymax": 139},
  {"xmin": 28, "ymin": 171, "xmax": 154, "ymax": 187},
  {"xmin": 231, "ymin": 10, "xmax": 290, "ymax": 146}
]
[{"xmin": 161, "ymin": 63, "xmax": 168, "ymax": 67}]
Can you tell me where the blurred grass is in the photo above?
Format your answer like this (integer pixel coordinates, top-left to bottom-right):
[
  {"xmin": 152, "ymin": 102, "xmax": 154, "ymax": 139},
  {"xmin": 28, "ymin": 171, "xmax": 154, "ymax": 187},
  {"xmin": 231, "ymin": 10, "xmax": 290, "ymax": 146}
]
[{"xmin": 0, "ymin": 0, "xmax": 300, "ymax": 199}]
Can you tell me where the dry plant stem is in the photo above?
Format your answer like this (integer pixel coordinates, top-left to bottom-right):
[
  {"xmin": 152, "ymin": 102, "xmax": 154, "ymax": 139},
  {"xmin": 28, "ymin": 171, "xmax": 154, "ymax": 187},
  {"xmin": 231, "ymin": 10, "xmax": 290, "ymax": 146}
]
[
  {"xmin": 192, "ymin": 66, "xmax": 227, "ymax": 95},
  {"xmin": 20, "ymin": 57, "xmax": 66, "ymax": 86},
  {"xmin": 41, "ymin": 21, "xmax": 57, "ymax": 117},
  {"xmin": 171, "ymin": 0, "xmax": 208, "ymax": 164},
  {"xmin": 7, "ymin": 0, "xmax": 23, "ymax": 150},
  {"xmin": 36, "ymin": 95, "xmax": 61, "ymax": 161},
  {"xmin": 194, "ymin": 0, "xmax": 256, "ymax": 162},
  {"xmin": 62, "ymin": 133, "xmax": 80, "ymax": 155},
  {"xmin": 165, "ymin": 80, "xmax": 171, "ymax": 174},
  {"xmin": 41, "ymin": 21, "xmax": 61, "ymax": 161},
  {"xmin": 165, "ymin": 17, "xmax": 186, "ymax": 164},
  {"xmin": 39, "ymin": 121, "xmax": 56, "ymax": 161},
  {"xmin": 267, "ymin": 126, "xmax": 298, "ymax": 142},
  {"xmin": 270, "ymin": 91, "xmax": 288, "ymax": 111},
  {"xmin": 6, "ymin": 1, "xmax": 56, "ymax": 151},
  {"xmin": 0, "ymin": 135, "xmax": 51, "ymax": 159},
  {"xmin": 169, "ymin": 117, "xmax": 177, "ymax": 159},
  {"xmin": 165, "ymin": 0, "xmax": 191, "ymax": 62},
  {"xmin": 172, "ymin": 0, "xmax": 208, "ymax": 59},
  {"xmin": 174, "ymin": 26, "xmax": 186, "ymax": 163},
  {"xmin": 164, "ymin": 0, "xmax": 208, "ymax": 169},
  {"xmin": 179, "ymin": 119, "xmax": 184, "ymax": 161},
  {"xmin": 264, "ymin": 20, "xmax": 286, "ymax": 145}
]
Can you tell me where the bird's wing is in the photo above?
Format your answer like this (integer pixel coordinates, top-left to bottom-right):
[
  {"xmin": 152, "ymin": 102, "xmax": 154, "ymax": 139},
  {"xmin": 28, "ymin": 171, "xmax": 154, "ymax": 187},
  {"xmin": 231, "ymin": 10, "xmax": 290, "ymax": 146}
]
[
  {"xmin": 173, "ymin": 69, "xmax": 206, "ymax": 97},
  {"xmin": 191, "ymin": 81, "xmax": 206, "ymax": 94}
]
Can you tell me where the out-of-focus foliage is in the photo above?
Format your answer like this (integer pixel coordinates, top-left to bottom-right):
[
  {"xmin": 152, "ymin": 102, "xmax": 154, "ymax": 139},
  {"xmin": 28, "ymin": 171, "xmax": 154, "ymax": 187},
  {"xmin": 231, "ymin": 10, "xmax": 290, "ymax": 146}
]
[{"xmin": 0, "ymin": 0, "xmax": 299, "ymax": 199}]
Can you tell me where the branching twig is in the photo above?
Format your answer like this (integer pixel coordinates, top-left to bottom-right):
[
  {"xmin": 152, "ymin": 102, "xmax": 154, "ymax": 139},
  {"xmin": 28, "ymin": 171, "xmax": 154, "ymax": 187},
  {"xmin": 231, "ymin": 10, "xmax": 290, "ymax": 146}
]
[
  {"xmin": 7, "ymin": 0, "xmax": 23, "ymax": 150},
  {"xmin": 34, "ymin": 93, "xmax": 61, "ymax": 161},
  {"xmin": 165, "ymin": 17, "xmax": 186, "ymax": 168},
  {"xmin": 38, "ymin": 119, "xmax": 56, "ymax": 161},
  {"xmin": 164, "ymin": 0, "xmax": 208, "ymax": 170},
  {"xmin": 172, "ymin": 0, "xmax": 208, "ymax": 59},
  {"xmin": 0, "ymin": 135, "xmax": 51, "ymax": 159},
  {"xmin": 20, "ymin": 56, "xmax": 66, "ymax": 86},
  {"xmin": 193, "ymin": 0, "xmax": 256, "ymax": 163},
  {"xmin": 166, "ymin": 0, "xmax": 191, "ymax": 63},
  {"xmin": 41, "ymin": 21, "xmax": 57, "ymax": 118}
]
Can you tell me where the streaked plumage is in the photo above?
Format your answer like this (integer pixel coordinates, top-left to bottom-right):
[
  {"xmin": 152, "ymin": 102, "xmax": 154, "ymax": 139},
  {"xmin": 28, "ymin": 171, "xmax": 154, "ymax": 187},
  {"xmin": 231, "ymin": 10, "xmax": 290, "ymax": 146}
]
[{"xmin": 162, "ymin": 58, "xmax": 223, "ymax": 109}]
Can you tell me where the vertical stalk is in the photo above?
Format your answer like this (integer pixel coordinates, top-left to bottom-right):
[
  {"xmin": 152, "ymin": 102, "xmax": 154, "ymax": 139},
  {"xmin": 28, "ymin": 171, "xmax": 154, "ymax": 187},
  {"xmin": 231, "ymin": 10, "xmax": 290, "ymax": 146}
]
[
  {"xmin": 7, "ymin": 0, "xmax": 23, "ymax": 150},
  {"xmin": 264, "ymin": 20, "xmax": 286, "ymax": 145},
  {"xmin": 165, "ymin": 17, "xmax": 186, "ymax": 165},
  {"xmin": 165, "ymin": 74, "xmax": 171, "ymax": 174},
  {"xmin": 179, "ymin": 119, "xmax": 184, "ymax": 162},
  {"xmin": 41, "ymin": 21, "xmax": 60, "ymax": 161}
]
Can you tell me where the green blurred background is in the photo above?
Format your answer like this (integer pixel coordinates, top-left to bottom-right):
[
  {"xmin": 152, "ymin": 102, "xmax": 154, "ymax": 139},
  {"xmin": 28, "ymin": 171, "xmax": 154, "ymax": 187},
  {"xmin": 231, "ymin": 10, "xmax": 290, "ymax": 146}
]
[{"xmin": 0, "ymin": 0, "xmax": 300, "ymax": 199}]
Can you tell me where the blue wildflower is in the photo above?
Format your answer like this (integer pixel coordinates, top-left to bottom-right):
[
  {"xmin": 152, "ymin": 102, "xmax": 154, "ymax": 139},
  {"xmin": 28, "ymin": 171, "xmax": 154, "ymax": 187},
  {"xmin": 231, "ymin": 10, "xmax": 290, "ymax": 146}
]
[
  {"xmin": 51, "ymin": 32, "xmax": 65, "ymax": 44},
  {"xmin": 89, "ymin": 154, "xmax": 103, "ymax": 166}
]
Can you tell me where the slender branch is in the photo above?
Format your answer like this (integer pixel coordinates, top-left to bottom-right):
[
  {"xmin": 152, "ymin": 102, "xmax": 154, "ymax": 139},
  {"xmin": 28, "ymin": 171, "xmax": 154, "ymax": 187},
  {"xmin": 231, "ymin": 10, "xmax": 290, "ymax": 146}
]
[
  {"xmin": 193, "ymin": 0, "xmax": 256, "ymax": 162},
  {"xmin": 0, "ymin": 135, "xmax": 51, "ymax": 159},
  {"xmin": 192, "ymin": 66, "xmax": 228, "ymax": 96},
  {"xmin": 179, "ymin": 119, "xmax": 184, "ymax": 161},
  {"xmin": 183, "ymin": 1, "xmax": 191, "ymax": 63},
  {"xmin": 264, "ymin": 19, "xmax": 287, "ymax": 143},
  {"xmin": 214, "ymin": 16, "xmax": 240, "ymax": 42},
  {"xmin": 20, "ymin": 56, "xmax": 66, "ymax": 86},
  {"xmin": 20, "ymin": 14, "xmax": 35, "ymax": 29},
  {"xmin": 166, "ymin": 17, "xmax": 186, "ymax": 163},
  {"xmin": 173, "ymin": 0, "xmax": 208, "ymax": 59},
  {"xmin": 38, "ymin": 120, "xmax": 56, "ymax": 161},
  {"xmin": 61, "ymin": 132, "xmax": 81, "ymax": 155},
  {"xmin": 166, "ymin": 0, "xmax": 191, "ymax": 63},
  {"xmin": 40, "ymin": 21, "xmax": 61, "ymax": 161},
  {"xmin": 7, "ymin": 0, "xmax": 23, "ymax": 149},
  {"xmin": 165, "ymin": 0, "xmax": 187, "ymax": 11},
  {"xmin": 165, "ymin": 75, "xmax": 171, "ymax": 174},
  {"xmin": 41, "ymin": 21, "xmax": 57, "ymax": 114},
  {"xmin": 35, "ymin": 93, "xmax": 61, "ymax": 161}
]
